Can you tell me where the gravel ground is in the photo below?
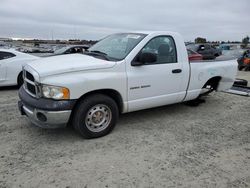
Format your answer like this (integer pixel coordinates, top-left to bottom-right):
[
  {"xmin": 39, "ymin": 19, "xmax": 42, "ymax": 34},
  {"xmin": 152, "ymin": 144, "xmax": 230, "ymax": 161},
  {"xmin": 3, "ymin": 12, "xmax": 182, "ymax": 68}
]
[{"xmin": 0, "ymin": 72, "xmax": 249, "ymax": 188}]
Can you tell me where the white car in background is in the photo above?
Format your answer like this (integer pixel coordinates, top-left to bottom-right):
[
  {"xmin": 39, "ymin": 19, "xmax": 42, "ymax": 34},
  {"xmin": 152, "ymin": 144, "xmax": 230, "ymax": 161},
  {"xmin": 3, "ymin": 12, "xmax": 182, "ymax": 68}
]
[{"xmin": 0, "ymin": 49, "xmax": 39, "ymax": 87}]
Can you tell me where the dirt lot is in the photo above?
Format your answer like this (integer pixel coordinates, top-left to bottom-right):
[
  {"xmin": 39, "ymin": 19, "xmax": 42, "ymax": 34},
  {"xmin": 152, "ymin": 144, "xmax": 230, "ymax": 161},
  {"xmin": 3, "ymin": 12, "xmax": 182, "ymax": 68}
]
[{"xmin": 0, "ymin": 72, "xmax": 250, "ymax": 188}]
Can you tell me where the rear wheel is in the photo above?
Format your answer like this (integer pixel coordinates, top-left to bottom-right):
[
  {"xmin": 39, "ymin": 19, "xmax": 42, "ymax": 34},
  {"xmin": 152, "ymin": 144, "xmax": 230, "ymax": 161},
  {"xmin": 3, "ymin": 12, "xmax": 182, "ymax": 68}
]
[
  {"xmin": 238, "ymin": 65, "xmax": 244, "ymax": 71},
  {"xmin": 186, "ymin": 77, "xmax": 221, "ymax": 106},
  {"xmin": 211, "ymin": 55, "xmax": 216, "ymax": 60},
  {"xmin": 72, "ymin": 94, "xmax": 119, "ymax": 139},
  {"xmin": 17, "ymin": 72, "xmax": 24, "ymax": 88}
]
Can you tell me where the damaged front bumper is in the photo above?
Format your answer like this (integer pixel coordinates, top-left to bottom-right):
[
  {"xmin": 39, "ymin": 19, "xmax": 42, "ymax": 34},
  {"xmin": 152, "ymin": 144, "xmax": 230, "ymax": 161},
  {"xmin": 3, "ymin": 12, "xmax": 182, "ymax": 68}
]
[{"xmin": 18, "ymin": 86, "xmax": 77, "ymax": 128}]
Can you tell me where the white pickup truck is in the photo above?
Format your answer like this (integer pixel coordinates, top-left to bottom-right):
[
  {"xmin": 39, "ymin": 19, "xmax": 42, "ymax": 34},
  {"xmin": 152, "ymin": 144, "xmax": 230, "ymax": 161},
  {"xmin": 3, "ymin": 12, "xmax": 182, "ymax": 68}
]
[{"xmin": 18, "ymin": 31, "xmax": 237, "ymax": 138}]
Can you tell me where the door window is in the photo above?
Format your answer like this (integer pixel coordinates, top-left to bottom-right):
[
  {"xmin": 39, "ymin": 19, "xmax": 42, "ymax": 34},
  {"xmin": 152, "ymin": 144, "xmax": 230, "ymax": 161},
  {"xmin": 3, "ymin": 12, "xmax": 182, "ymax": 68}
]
[
  {"xmin": 0, "ymin": 52, "xmax": 16, "ymax": 60},
  {"xmin": 140, "ymin": 36, "xmax": 177, "ymax": 64}
]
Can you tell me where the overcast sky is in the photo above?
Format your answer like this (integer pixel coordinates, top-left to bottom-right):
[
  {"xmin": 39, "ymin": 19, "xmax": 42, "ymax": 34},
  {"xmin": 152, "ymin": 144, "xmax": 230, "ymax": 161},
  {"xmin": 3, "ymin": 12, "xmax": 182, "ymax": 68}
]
[{"xmin": 0, "ymin": 0, "xmax": 249, "ymax": 41}]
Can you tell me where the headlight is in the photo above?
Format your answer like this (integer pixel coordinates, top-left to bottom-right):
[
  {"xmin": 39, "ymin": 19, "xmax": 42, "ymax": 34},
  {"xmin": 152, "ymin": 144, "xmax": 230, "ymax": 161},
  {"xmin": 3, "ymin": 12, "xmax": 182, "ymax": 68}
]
[{"xmin": 42, "ymin": 85, "xmax": 70, "ymax": 100}]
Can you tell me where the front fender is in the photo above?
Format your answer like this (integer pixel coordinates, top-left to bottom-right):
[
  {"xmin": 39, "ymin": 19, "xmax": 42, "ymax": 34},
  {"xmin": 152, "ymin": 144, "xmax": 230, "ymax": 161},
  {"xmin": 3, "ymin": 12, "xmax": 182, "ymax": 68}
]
[{"xmin": 39, "ymin": 64, "xmax": 127, "ymax": 103}]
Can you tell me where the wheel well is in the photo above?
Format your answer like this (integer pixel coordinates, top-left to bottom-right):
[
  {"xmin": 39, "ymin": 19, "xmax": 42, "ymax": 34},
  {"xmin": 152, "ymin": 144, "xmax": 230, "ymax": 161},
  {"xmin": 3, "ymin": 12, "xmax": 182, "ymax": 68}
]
[
  {"xmin": 17, "ymin": 71, "xmax": 23, "ymax": 85},
  {"xmin": 76, "ymin": 89, "xmax": 123, "ymax": 113},
  {"xmin": 203, "ymin": 76, "xmax": 222, "ymax": 90}
]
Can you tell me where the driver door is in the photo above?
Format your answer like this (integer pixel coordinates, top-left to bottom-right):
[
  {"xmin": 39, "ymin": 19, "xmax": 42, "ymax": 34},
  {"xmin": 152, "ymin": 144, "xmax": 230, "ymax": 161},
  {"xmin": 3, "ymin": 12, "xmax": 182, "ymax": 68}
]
[{"xmin": 126, "ymin": 36, "xmax": 188, "ymax": 112}]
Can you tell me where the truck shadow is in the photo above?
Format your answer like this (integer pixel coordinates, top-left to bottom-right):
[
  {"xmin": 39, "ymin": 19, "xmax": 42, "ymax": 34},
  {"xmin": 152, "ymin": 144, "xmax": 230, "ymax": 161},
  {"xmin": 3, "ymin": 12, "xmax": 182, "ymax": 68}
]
[
  {"xmin": 119, "ymin": 103, "xmax": 184, "ymax": 124},
  {"xmin": 26, "ymin": 103, "xmax": 187, "ymax": 141}
]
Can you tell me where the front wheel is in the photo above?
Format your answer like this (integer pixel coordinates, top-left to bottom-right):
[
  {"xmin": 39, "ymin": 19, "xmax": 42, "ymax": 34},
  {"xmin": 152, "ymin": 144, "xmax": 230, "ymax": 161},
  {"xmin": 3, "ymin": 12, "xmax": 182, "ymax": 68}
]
[
  {"xmin": 72, "ymin": 94, "xmax": 119, "ymax": 139},
  {"xmin": 17, "ymin": 72, "xmax": 24, "ymax": 88}
]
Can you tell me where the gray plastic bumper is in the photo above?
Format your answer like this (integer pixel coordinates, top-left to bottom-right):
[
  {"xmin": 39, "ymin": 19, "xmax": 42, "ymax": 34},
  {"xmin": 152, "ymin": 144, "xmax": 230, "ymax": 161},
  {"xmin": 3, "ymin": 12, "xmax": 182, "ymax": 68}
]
[
  {"xmin": 18, "ymin": 101, "xmax": 71, "ymax": 128},
  {"xmin": 18, "ymin": 86, "xmax": 76, "ymax": 129},
  {"xmin": 19, "ymin": 102, "xmax": 71, "ymax": 128}
]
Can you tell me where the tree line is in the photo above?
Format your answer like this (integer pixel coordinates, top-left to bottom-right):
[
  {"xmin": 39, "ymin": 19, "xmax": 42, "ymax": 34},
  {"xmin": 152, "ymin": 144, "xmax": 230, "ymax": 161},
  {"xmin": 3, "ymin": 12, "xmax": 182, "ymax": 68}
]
[{"xmin": 194, "ymin": 36, "xmax": 249, "ymax": 48}]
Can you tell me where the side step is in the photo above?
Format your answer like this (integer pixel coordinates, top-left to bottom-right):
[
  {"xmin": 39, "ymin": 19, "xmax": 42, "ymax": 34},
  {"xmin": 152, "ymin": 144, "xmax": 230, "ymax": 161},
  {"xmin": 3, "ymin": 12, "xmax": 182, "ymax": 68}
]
[
  {"xmin": 224, "ymin": 86, "xmax": 250, "ymax": 97},
  {"xmin": 233, "ymin": 78, "xmax": 248, "ymax": 87}
]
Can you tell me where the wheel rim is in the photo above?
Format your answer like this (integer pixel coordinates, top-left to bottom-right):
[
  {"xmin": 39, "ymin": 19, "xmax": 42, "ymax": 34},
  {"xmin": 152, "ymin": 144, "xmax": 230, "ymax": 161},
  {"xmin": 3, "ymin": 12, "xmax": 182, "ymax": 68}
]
[{"xmin": 85, "ymin": 104, "xmax": 112, "ymax": 132}]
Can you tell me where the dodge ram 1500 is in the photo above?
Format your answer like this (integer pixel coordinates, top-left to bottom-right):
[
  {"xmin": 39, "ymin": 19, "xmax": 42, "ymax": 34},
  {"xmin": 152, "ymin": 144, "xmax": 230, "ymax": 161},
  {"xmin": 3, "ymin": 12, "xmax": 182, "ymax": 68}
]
[{"xmin": 18, "ymin": 31, "xmax": 237, "ymax": 138}]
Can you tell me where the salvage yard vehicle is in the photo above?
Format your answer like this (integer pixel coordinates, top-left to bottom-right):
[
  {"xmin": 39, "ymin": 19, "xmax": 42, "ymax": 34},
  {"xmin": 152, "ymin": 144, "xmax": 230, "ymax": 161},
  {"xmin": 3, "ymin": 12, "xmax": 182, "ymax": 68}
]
[
  {"xmin": 237, "ymin": 50, "xmax": 250, "ymax": 71},
  {"xmin": 187, "ymin": 43, "xmax": 222, "ymax": 60},
  {"xmin": 0, "ymin": 49, "xmax": 39, "ymax": 87},
  {"xmin": 187, "ymin": 49, "xmax": 203, "ymax": 61},
  {"xmin": 51, "ymin": 45, "xmax": 90, "ymax": 56},
  {"xmin": 18, "ymin": 31, "xmax": 237, "ymax": 138}
]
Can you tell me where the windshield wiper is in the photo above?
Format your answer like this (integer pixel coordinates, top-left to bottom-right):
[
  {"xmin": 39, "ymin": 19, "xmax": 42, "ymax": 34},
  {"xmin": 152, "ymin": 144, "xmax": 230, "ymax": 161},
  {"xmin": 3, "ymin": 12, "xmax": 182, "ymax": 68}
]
[
  {"xmin": 89, "ymin": 50, "xmax": 107, "ymax": 56},
  {"xmin": 84, "ymin": 50, "xmax": 110, "ymax": 61}
]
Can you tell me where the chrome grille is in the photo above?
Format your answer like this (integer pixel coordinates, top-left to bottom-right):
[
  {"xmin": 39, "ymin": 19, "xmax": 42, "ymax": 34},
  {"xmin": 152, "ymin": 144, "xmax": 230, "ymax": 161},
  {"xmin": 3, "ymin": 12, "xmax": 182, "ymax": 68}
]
[
  {"xmin": 26, "ymin": 71, "xmax": 35, "ymax": 82},
  {"xmin": 23, "ymin": 70, "xmax": 39, "ymax": 98},
  {"xmin": 27, "ymin": 82, "xmax": 36, "ymax": 94}
]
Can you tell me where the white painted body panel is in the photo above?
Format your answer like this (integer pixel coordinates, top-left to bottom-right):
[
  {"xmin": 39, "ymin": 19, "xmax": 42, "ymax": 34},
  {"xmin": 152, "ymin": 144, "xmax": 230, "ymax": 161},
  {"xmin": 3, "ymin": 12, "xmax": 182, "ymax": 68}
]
[
  {"xmin": 24, "ymin": 31, "xmax": 237, "ymax": 113},
  {"xmin": 184, "ymin": 59, "xmax": 238, "ymax": 101},
  {"xmin": 124, "ymin": 32, "xmax": 190, "ymax": 112},
  {"xmin": 38, "ymin": 62, "xmax": 128, "ymax": 112},
  {"xmin": 0, "ymin": 49, "xmax": 39, "ymax": 86},
  {"xmin": 28, "ymin": 54, "xmax": 116, "ymax": 77}
]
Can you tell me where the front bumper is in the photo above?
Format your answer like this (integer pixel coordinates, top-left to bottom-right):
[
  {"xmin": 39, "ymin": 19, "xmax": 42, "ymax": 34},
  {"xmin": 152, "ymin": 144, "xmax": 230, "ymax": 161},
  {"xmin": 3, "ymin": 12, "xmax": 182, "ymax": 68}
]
[{"xmin": 18, "ymin": 86, "xmax": 77, "ymax": 129}]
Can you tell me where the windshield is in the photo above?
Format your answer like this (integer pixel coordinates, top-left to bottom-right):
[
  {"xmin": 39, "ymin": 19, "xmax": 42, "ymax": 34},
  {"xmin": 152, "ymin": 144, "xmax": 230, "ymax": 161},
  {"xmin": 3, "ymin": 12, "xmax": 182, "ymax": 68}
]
[
  {"xmin": 54, "ymin": 46, "xmax": 69, "ymax": 54},
  {"xmin": 88, "ymin": 33, "xmax": 146, "ymax": 61}
]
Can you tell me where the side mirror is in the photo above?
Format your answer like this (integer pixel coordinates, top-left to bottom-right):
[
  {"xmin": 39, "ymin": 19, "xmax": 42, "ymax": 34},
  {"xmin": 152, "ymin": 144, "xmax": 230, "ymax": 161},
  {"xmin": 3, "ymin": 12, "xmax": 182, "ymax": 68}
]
[
  {"xmin": 131, "ymin": 52, "xmax": 157, "ymax": 66},
  {"xmin": 200, "ymin": 46, "xmax": 205, "ymax": 51}
]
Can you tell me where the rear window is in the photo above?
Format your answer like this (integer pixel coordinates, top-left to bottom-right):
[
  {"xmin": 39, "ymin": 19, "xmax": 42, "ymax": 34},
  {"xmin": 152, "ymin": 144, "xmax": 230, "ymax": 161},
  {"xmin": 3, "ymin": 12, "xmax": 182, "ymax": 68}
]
[
  {"xmin": 0, "ymin": 52, "xmax": 16, "ymax": 60},
  {"xmin": 187, "ymin": 44, "xmax": 198, "ymax": 51},
  {"xmin": 187, "ymin": 49, "xmax": 196, "ymax": 55}
]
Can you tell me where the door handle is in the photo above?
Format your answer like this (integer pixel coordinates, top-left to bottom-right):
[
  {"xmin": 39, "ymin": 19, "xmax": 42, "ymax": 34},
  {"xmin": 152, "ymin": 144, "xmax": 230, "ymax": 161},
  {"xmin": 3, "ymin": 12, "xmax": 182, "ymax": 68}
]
[{"xmin": 172, "ymin": 69, "xmax": 182, "ymax": 73}]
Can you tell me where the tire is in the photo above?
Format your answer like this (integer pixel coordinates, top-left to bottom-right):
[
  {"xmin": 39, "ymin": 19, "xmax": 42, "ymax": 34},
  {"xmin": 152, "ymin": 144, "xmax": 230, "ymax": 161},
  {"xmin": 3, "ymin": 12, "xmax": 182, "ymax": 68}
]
[
  {"xmin": 238, "ymin": 65, "xmax": 244, "ymax": 71},
  {"xmin": 72, "ymin": 94, "xmax": 119, "ymax": 139},
  {"xmin": 17, "ymin": 72, "xmax": 24, "ymax": 88},
  {"xmin": 233, "ymin": 79, "xmax": 248, "ymax": 87}
]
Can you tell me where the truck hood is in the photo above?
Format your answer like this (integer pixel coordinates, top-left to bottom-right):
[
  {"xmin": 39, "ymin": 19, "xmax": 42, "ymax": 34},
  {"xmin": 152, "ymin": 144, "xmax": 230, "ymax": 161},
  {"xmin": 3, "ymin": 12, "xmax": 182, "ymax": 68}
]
[{"xmin": 27, "ymin": 54, "xmax": 116, "ymax": 77}]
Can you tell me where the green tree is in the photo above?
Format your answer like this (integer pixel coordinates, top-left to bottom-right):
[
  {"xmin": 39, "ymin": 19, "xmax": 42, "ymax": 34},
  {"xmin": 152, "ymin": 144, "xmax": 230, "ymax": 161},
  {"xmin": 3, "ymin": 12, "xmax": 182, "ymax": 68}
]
[
  {"xmin": 241, "ymin": 36, "xmax": 249, "ymax": 48},
  {"xmin": 195, "ymin": 37, "xmax": 207, "ymax": 43}
]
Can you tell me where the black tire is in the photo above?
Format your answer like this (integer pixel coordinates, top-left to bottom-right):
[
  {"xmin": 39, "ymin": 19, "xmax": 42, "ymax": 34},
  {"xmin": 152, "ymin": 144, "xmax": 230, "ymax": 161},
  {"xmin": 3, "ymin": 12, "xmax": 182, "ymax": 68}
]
[
  {"xmin": 238, "ymin": 65, "xmax": 244, "ymax": 71},
  {"xmin": 17, "ymin": 72, "xmax": 24, "ymax": 88},
  {"xmin": 233, "ymin": 79, "xmax": 248, "ymax": 87},
  {"xmin": 72, "ymin": 94, "xmax": 119, "ymax": 139}
]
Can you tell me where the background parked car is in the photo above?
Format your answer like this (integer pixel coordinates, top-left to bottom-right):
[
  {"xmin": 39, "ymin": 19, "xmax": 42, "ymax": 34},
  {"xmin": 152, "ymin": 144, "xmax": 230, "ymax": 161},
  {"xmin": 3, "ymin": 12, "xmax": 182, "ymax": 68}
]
[
  {"xmin": 219, "ymin": 44, "xmax": 230, "ymax": 51},
  {"xmin": 187, "ymin": 43, "xmax": 222, "ymax": 60},
  {"xmin": 187, "ymin": 49, "xmax": 203, "ymax": 61},
  {"xmin": 0, "ymin": 49, "xmax": 39, "ymax": 87},
  {"xmin": 52, "ymin": 45, "xmax": 90, "ymax": 56},
  {"xmin": 238, "ymin": 50, "xmax": 250, "ymax": 71}
]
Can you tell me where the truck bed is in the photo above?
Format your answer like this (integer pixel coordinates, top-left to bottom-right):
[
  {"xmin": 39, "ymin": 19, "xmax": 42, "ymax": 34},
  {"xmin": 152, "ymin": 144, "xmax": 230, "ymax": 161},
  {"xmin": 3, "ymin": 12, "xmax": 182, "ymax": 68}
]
[{"xmin": 184, "ymin": 58, "xmax": 238, "ymax": 101}]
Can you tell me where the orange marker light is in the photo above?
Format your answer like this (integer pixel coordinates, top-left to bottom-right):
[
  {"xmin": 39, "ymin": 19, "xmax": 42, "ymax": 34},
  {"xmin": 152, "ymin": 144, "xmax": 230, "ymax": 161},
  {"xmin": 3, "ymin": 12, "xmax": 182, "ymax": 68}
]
[{"xmin": 62, "ymin": 87, "xmax": 70, "ymax": 99}]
